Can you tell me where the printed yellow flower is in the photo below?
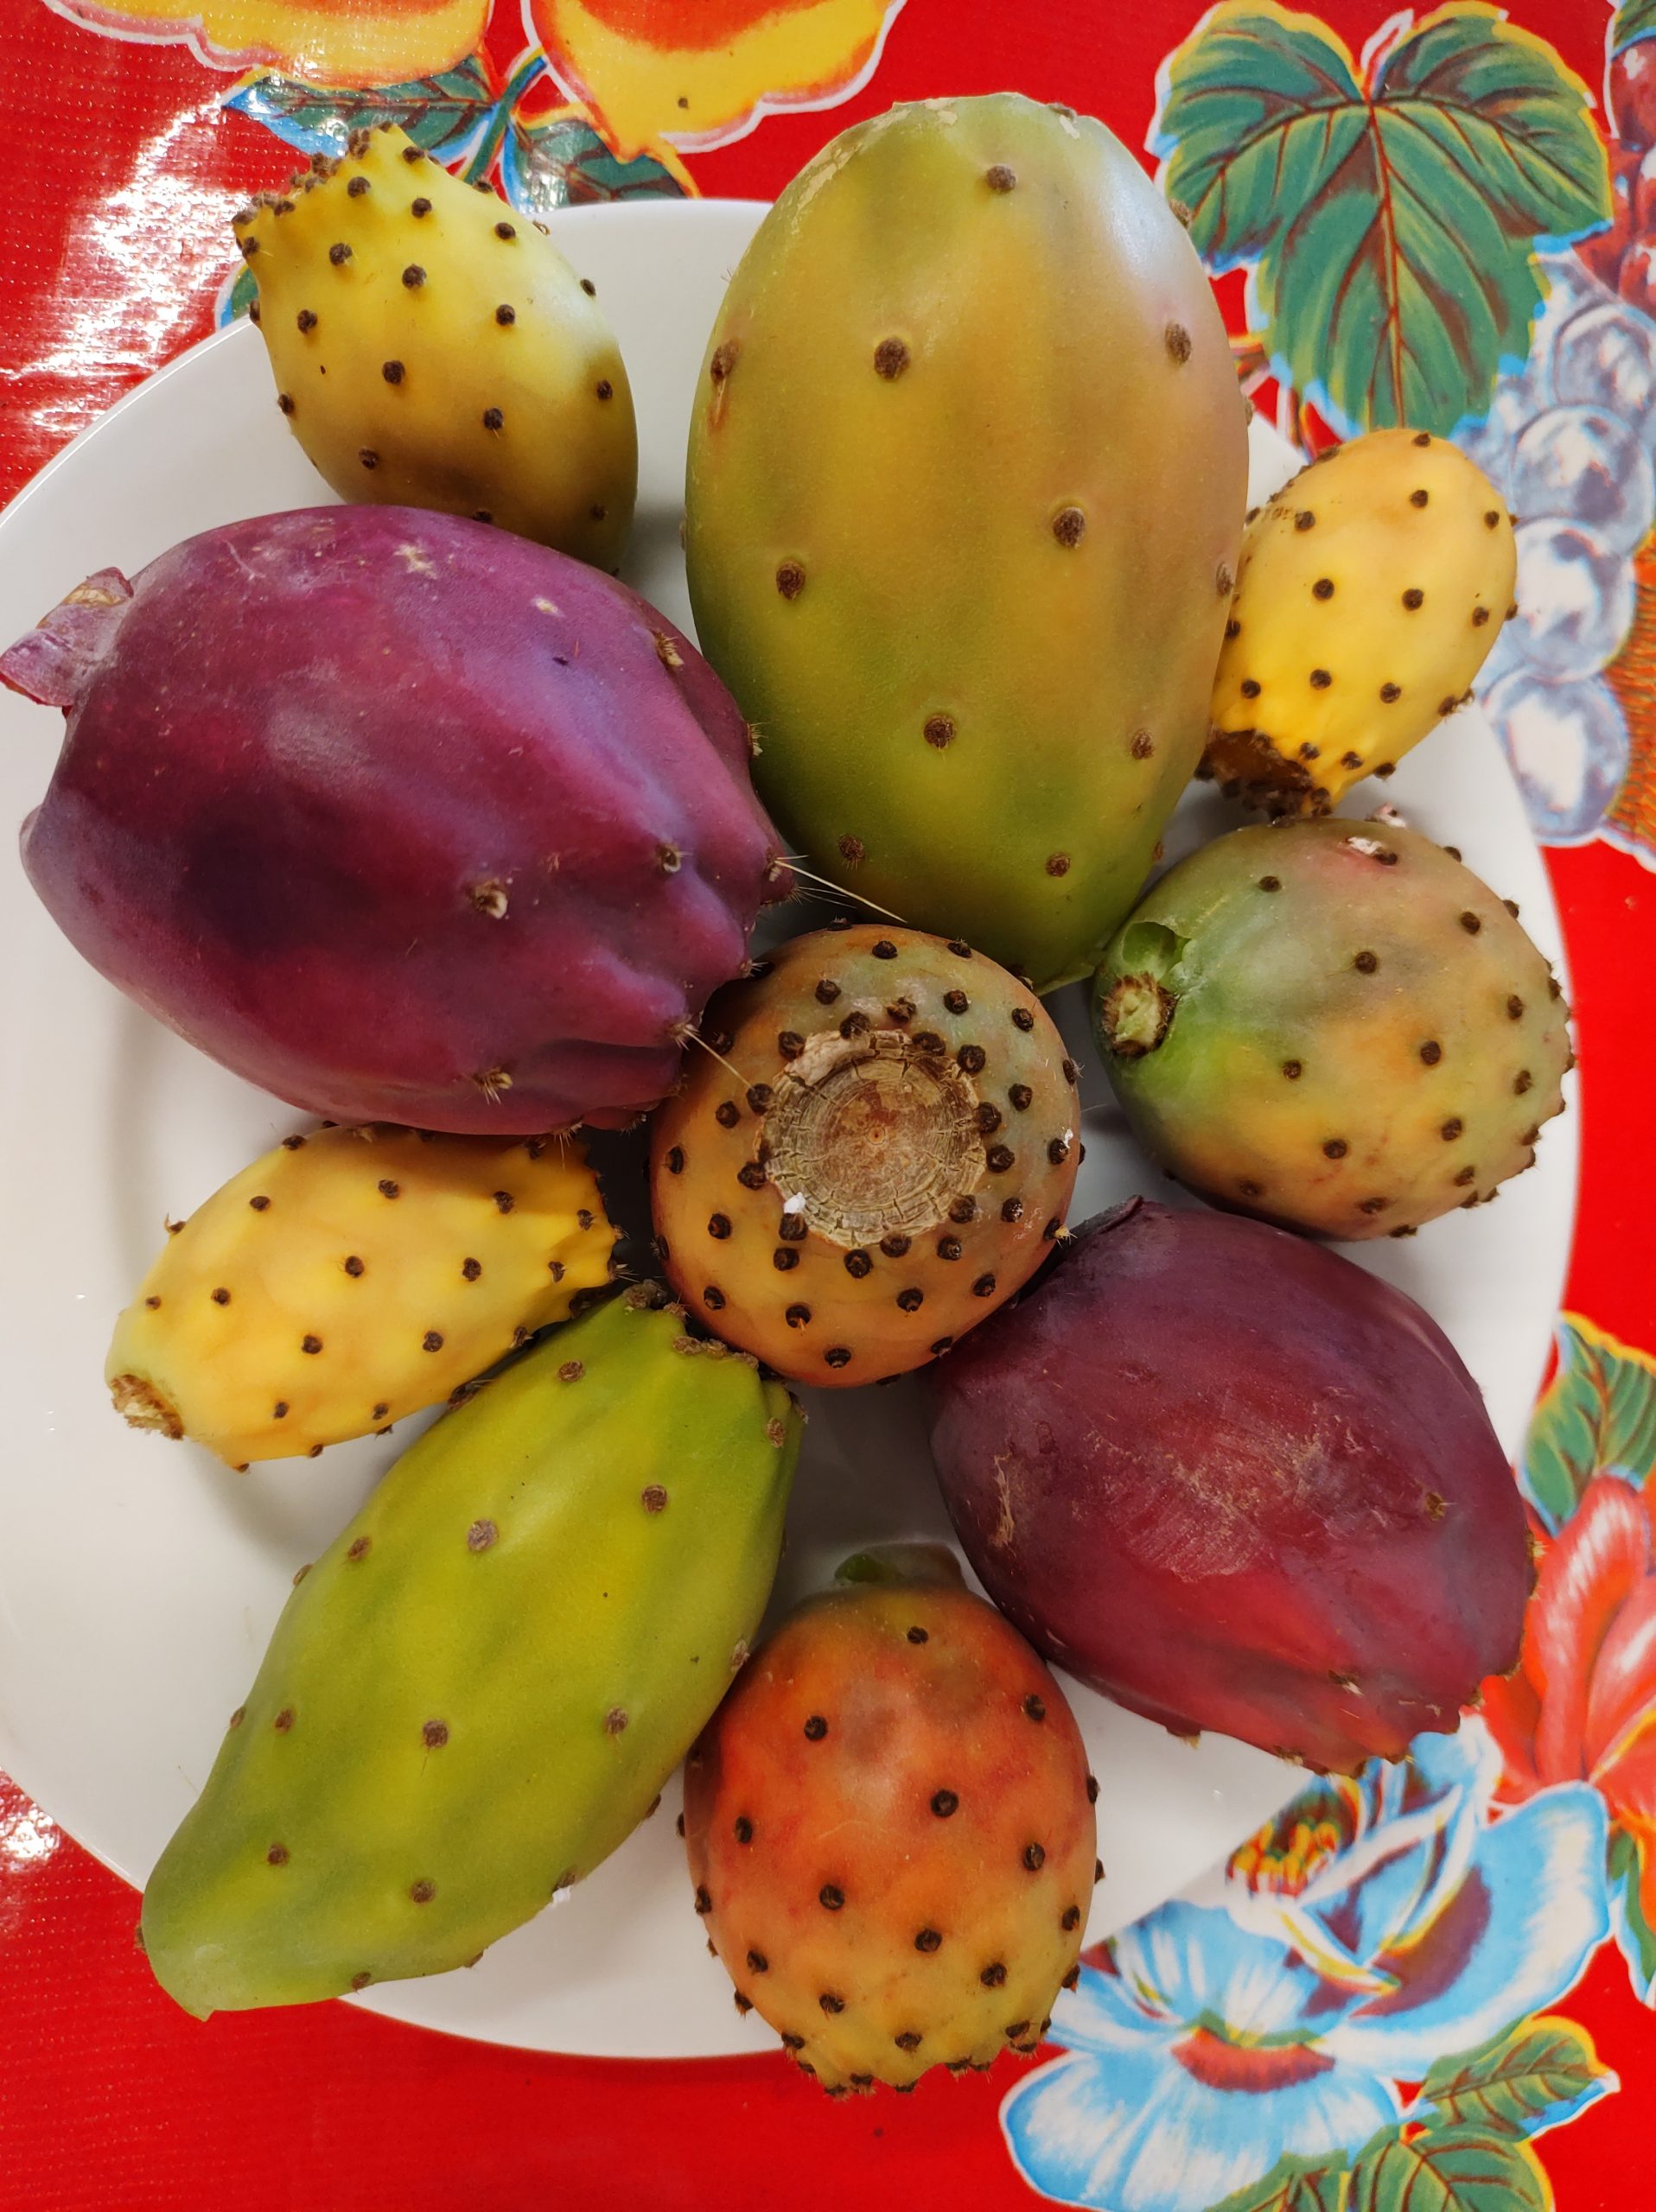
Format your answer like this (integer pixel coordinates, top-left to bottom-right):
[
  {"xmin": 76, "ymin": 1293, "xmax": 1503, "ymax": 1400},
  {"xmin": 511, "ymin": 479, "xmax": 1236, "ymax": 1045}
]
[
  {"xmin": 56, "ymin": 0, "xmax": 488, "ymax": 88},
  {"xmin": 531, "ymin": 0, "xmax": 902, "ymax": 159}
]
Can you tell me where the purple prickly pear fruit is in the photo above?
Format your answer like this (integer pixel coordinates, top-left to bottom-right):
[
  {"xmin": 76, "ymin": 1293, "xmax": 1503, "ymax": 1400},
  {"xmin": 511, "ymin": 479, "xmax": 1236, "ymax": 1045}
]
[
  {"xmin": 648, "ymin": 925, "xmax": 1080, "ymax": 1385},
  {"xmin": 684, "ymin": 1546, "xmax": 1097, "ymax": 2092},
  {"xmin": 927, "ymin": 1200, "xmax": 1531, "ymax": 1774},
  {"xmin": 2, "ymin": 507, "xmax": 788, "ymax": 1135},
  {"xmin": 1092, "ymin": 819, "xmax": 1570, "ymax": 1238}
]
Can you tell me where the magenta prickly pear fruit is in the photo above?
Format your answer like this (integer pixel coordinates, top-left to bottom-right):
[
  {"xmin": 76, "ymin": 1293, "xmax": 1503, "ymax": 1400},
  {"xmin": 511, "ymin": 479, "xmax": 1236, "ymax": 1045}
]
[
  {"xmin": 927, "ymin": 1200, "xmax": 1531, "ymax": 1774},
  {"xmin": 1206, "ymin": 430, "xmax": 1516, "ymax": 815},
  {"xmin": 3, "ymin": 507, "xmax": 787, "ymax": 1135},
  {"xmin": 685, "ymin": 93, "xmax": 1247, "ymax": 990},
  {"xmin": 239, "ymin": 124, "xmax": 637, "ymax": 567},
  {"xmin": 648, "ymin": 924, "xmax": 1080, "ymax": 1385},
  {"xmin": 684, "ymin": 1546, "xmax": 1097, "ymax": 2092},
  {"xmin": 1092, "ymin": 819, "xmax": 1570, "ymax": 1239}
]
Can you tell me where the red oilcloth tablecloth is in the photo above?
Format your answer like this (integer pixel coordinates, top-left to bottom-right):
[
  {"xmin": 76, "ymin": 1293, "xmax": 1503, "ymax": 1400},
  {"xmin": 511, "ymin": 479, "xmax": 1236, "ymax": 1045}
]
[{"xmin": 3, "ymin": 2, "xmax": 1656, "ymax": 2206}]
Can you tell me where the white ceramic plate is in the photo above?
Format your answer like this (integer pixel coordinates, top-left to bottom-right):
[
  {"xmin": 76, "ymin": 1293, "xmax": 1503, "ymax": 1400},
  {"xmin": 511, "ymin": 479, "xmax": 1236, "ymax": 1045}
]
[{"xmin": 0, "ymin": 199, "xmax": 1577, "ymax": 2056}]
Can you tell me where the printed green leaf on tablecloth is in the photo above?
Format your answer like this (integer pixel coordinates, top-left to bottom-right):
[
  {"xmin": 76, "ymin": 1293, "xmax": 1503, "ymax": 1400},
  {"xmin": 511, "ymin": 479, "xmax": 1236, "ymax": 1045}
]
[
  {"xmin": 501, "ymin": 112, "xmax": 689, "ymax": 213},
  {"xmin": 1152, "ymin": 3, "xmax": 1610, "ymax": 435},
  {"xmin": 1412, "ymin": 2017, "xmax": 1618, "ymax": 2139},
  {"xmin": 1345, "ymin": 2124, "xmax": 1551, "ymax": 2212},
  {"xmin": 1523, "ymin": 1316, "xmax": 1656, "ymax": 1532},
  {"xmin": 224, "ymin": 54, "xmax": 496, "ymax": 161},
  {"xmin": 1613, "ymin": 0, "xmax": 1656, "ymax": 52},
  {"xmin": 1213, "ymin": 2151, "xmax": 1352, "ymax": 2212},
  {"xmin": 1608, "ymin": 1827, "xmax": 1656, "ymax": 2003}
]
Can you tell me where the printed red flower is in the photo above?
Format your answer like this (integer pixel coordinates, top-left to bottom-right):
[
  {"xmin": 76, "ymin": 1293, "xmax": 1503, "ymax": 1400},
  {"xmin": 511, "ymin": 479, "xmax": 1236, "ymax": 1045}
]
[{"xmin": 1485, "ymin": 1473, "xmax": 1656, "ymax": 1930}]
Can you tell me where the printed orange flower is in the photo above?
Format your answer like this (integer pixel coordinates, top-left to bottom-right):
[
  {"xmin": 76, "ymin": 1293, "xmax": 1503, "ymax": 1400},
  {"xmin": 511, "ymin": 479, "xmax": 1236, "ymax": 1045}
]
[
  {"xmin": 1484, "ymin": 1471, "xmax": 1656, "ymax": 1986},
  {"xmin": 530, "ymin": 0, "xmax": 904, "ymax": 159},
  {"xmin": 54, "ymin": 0, "xmax": 488, "ymax": 87}
]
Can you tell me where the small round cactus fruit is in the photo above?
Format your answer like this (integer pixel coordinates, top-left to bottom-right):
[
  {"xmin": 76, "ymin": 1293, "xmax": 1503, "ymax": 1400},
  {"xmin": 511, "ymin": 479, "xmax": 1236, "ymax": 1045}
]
[
  {"xmin": 106, "ymin": 1123, "xmax": 616, "ymax": 1465},
  {"xmin": 684, "ymin": 1547, "xmax": 1096, "ymax": 2092},
  {"xmin": 1206, "ymin": 429, "xmax": 1517, "ymax": 815},
  {"xmin": 238, "ymin": 124, "xmax": 636, "ymax": 565},
  {"xmin": 1092, "ymin": 820, "xmax": 1570, "ymax": 1238},
  {"xmin": 649, "ymin": 926, "xmax": 1080, "ymax": 1383}
]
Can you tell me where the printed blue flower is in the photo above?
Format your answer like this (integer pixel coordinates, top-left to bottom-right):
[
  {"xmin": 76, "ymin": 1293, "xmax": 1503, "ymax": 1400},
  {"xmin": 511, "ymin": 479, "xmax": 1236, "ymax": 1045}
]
[{"xmin": 1003, "ymin": 1724, "xmax": 1609, "ymax": 2212}]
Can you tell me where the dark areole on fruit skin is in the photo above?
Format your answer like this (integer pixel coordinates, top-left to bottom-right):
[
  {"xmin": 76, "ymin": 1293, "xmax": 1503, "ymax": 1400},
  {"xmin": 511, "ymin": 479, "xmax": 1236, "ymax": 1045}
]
[
  {"xmin": 925, "ymin": 1198, "xmax": 1530, "ymax": 1775},
  {"xmin": 3, "ymin": 505, "xmax": 788, "ymax": 1135}
]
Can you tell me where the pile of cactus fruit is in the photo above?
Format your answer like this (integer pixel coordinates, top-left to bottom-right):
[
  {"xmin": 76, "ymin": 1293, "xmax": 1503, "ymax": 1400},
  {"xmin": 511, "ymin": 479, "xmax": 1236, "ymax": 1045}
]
[{"xmin": 0, "ymin": 90, "xmax": 1568, "ymax": 2091}]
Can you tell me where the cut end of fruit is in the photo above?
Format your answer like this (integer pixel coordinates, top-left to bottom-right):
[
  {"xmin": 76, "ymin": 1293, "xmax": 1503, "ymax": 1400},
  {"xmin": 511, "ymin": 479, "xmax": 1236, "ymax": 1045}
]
[
  {"xmin": 1099, "ymin": 973, "xmax": 1175, "ymax": 1059},
  {"xmin": 765, "ymin": 1029, "xmax": 983, "ymax": 1246},
  {"xmin": 109, "ymin": 1372, "xmax": 184, "ymax": 1441},
  {"xmin": 1203, "ymin": 726, "xmax": 1327, "ymax": 817}
]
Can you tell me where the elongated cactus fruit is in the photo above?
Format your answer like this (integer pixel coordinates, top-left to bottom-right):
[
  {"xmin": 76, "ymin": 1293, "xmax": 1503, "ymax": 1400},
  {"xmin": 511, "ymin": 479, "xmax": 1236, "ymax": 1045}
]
[
  {"xmin": 685, "ymin": 1548, "xmax": 1097, "ymax": 2092},
  {"xmin": 239, "ymin": 124, "xmax": 636, "ymax": 564},
  {"xmin": 1092, "ymin": 821, "xmax": 1570, "ymax": 1238},
  {"xmin": 3, "ymin": 507, "xmax": 786, "ymax": 1135},
  {"xmin": 1206, "ymin": 429, "xmax": 1516, "ymax": 813},
  {"xmin": 140, "ymin": 1291, "xmax": 801, "ymax": 2017},
  {"xmin": 685, "ymin": 93, "xmax": 1246, "ymax": 988},
  {"xmin": 927, "ymin": 1202, "xmax": 1529, "ymax": 1772},
  {"xmin": 649, "ymin": 925, "xmax": 1080, "ymax": 1384},
  {"xmin": 106, "ymin": 1123, "xmax": 615, "ymax": 1465}
]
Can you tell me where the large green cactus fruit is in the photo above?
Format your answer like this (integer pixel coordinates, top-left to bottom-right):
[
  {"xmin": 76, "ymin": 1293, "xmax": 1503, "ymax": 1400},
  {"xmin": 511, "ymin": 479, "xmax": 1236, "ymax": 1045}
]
[
  {"xmin": 140, "ymin": 1290, "xmax": 799, "ymax": 2017},
  {"xmin": 685, "ymin": 94, "xmax": 1247, "ymax": 990}
]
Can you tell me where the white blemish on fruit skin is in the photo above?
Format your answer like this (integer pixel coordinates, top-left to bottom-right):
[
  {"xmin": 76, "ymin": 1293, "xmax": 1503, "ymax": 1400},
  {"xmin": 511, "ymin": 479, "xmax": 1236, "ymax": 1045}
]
[
  {"xmin": 395, "ymin": 543, "xmax": 435, "ymax": 575},
  {"xmin": 993, "ymin": 1456, "xmax": 1017, "ymax": 1550},
  {"xmin": 534, "ymin": 596, "xmax": 561, "ymax": 616}
]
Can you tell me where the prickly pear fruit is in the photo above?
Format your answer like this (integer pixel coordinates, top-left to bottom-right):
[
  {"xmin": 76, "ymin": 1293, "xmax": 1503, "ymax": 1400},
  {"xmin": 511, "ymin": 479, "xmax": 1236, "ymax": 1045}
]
[
  {"xmin": 106, "ymin": 1123, "xmax": 615, "ymax": 1467},
  {"xmin": 927, "ymin": 1199, "xmax": 1531, "ymax": 1773},
  {"xmin": 2, "ymin": 506, "xmax": 787, "ymax": 1135},
  {"xmin": 685, "ymin": 93, "xmax": 1247, "ymax": 990},
  {"xmin": 141, "ymin": 1289, "xmax": 800, "ymax": 2017},
  {"xmin": 239, "ymin": 124, "xmax": 636, "ymax": 565},
  {"xmin": 1092, "ymin": 819, "xmax": 1570, "ymax": 1239},
  {"xmin": 1205, "ymin": 429, "xmax": 1516, "ymax": 814},
  {"xmin": 649, "ymin": 925, "xmax": 1080, "ymax": 1385},
  {"xmin": 684, "ymin": 1545, "xmax": 1097, "ymax": 2091}
]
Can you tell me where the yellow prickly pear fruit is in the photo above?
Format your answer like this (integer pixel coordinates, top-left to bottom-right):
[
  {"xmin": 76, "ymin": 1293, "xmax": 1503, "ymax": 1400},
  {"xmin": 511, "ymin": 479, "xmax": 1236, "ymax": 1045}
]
[
  {"xmin": 236, "ymin": 125, "xmax": 636, "ymax": 565},
  {"xmin": 1205, "ymin": 429, "xmax": 1517, "ymax": 815},
  {"xmin": 106, "ymin": 1124, "xmax": 616, "ymax": 1466}
]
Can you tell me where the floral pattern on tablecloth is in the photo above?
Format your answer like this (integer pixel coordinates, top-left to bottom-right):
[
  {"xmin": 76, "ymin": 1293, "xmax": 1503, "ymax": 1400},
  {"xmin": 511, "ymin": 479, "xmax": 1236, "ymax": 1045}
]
[{"xmin": 15, "ymin": 1, "xmax": 1656, "ymax": 2205}]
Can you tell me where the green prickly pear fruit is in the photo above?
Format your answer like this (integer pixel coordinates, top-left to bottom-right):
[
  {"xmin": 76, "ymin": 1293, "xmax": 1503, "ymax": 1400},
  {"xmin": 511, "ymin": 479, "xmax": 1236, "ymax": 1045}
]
[
  {"xmin": 685, "ymin": 94, "xmax": 1247, "ymax": 991},
  {"xmin": 684, "ymin": 1545, "xmax": 1098, "ymax": 2092},
  {"xmin": 1206, "ymin": 429, "xmax": 1516, "ymax": 814},
  {"xmin": 238, "ymin": 124, "xmax": 636, "ymax": 563},
  {"xmin": 1092, "ymin": 819, "xmax": 1570, "ymax": 1239},
  {"xmin": 105, "ymin": 1122, "xmax": 616, "ymax": 1467},
  {"xmin": 140, "ymin": 1289, "xmax": 800, "ymax": 2017},
  {"xmin": 648, "ymin": 924, "xmax": 1080, "ymax": 1385}
]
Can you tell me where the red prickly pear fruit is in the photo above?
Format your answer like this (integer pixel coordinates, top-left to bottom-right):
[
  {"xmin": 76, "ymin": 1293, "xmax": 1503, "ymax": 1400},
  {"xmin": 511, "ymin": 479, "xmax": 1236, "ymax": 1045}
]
[
  {"xmin": 648, "ymin": 925, "xmax": 1080, "ymax": 1385},
  {"xmin": 683, "ymin": 1546, "xmax": 1097, "ymax": 2091},
  {"xmin": 926, "ymin": 1200, "xmax": 1529, "ymax": 1775},
  {"xmin": 2, "ymin": 506, "xmax": 788, "ymax": 1135}
]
